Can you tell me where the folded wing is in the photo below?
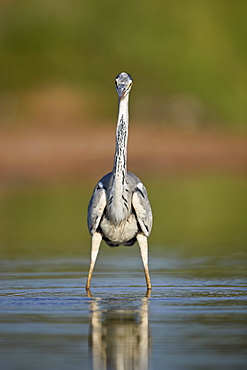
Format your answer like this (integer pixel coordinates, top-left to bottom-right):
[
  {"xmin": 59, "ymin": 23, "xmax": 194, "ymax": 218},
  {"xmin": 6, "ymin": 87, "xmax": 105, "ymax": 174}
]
[
  {"xmin": 132, "ymin": 182, "xmax": 153, "ymax": 237},
  {"xmin": 87, "ymin": 183, "xmax": 107, "ymax": 235}
]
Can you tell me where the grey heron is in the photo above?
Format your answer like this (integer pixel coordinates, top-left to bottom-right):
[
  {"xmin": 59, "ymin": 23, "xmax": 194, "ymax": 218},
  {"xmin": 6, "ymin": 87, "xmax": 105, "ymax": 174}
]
[{"xmin": 86, "ymin": 72, "xmax": 153, "ymax": 290}]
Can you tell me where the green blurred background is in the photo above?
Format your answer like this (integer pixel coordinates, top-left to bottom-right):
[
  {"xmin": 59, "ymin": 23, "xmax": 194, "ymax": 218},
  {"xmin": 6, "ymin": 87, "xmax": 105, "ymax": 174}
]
[
  {"xmin": 1, "ymin": 0, "xmax": 247, "ymax": 126},
  {"xmin": 0, "ymin": 0, "xmax": 246, "ymax": 259}
]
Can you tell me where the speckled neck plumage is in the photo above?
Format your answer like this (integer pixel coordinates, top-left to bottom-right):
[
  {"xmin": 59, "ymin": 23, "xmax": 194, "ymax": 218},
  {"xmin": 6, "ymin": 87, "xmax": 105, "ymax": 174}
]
[
  {"xmin": 109, "ymin": 94, "xmax": 130, "ymax": 224},
  {"xmin": 113, "ymin": 95, "xmax": 129, "ymax": 181}
]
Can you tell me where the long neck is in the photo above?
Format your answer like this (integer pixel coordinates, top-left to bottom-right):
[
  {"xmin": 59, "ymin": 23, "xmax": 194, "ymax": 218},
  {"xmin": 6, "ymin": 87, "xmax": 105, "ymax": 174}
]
[
  {"xmin": 108, "ymin": 95, "xmax": 130, "ymax": 224},
  {"xmin": 113, "ymin": 95, "xmax": 129, "ymax": 178}
]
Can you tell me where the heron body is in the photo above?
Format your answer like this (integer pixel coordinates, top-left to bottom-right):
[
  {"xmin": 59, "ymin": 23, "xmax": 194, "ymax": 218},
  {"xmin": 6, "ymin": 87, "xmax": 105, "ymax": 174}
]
[{"xmin": 86, "ymin": 72, "xmax": 153, "ymax": 290}]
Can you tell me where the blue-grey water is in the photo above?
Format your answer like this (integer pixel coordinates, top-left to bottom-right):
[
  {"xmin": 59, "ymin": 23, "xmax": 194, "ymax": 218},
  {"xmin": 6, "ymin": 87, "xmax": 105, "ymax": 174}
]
[{"xmin": 0, "ymin": 252, "xmax": 246, "ymax": 370}]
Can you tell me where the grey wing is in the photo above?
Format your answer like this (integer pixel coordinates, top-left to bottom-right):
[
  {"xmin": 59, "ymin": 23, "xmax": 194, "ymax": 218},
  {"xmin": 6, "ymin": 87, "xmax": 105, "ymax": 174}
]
[
  {"xmin": 132, "ymin": 182, "xmax": 153, "ymax": 237},
  {"xmin": 87, "ymin": 183, "xmax": 107, "ymax": 235}
]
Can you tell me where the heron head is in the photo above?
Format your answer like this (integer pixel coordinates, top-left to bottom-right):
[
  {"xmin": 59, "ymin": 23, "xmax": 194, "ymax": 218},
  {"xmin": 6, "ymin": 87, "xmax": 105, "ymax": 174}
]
[{"xmin": 115, "ymin": 72, "xmax": 133, "ymax": 101}]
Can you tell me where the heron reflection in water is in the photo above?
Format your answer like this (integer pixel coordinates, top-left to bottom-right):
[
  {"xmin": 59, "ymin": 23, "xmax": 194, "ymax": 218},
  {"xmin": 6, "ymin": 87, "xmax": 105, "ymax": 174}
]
[{"xmin": 88, "ymin": 291, "xmax": 151, "ymax": 370}]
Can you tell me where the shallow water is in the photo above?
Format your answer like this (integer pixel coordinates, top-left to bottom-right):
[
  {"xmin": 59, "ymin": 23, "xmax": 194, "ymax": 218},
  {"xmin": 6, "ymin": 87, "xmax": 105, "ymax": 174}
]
[{"xmin": 0, "ymin": 253, "xmax": 246, "ymax": 370}]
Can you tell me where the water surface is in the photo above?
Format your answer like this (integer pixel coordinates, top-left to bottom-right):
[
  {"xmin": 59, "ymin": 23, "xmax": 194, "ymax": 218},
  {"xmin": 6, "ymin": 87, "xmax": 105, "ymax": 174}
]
[{"xmin": 0, "ymin": 253, "xmax": 246, "ymax": 369}]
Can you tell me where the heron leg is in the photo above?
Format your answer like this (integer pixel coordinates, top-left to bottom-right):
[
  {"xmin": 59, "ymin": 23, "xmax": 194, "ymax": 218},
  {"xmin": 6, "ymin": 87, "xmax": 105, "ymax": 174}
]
[
  {"xmin": 137, "ymin": 233, "xmax": 152, "ymax": 290},
  {"xmin": 86, "ymin": 232, "xmax": 102, "ymax": 290}
]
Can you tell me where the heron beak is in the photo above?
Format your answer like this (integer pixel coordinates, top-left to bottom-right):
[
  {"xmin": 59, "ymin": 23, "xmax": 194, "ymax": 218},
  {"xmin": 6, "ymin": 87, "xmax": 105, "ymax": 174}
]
[
  {"xmin": 117, "ymin": 86, "xmax": 126, "ymax": 101},
  {"xmin": 118, "ymin": 83, "xmax": 132, "ymax": 101}
]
